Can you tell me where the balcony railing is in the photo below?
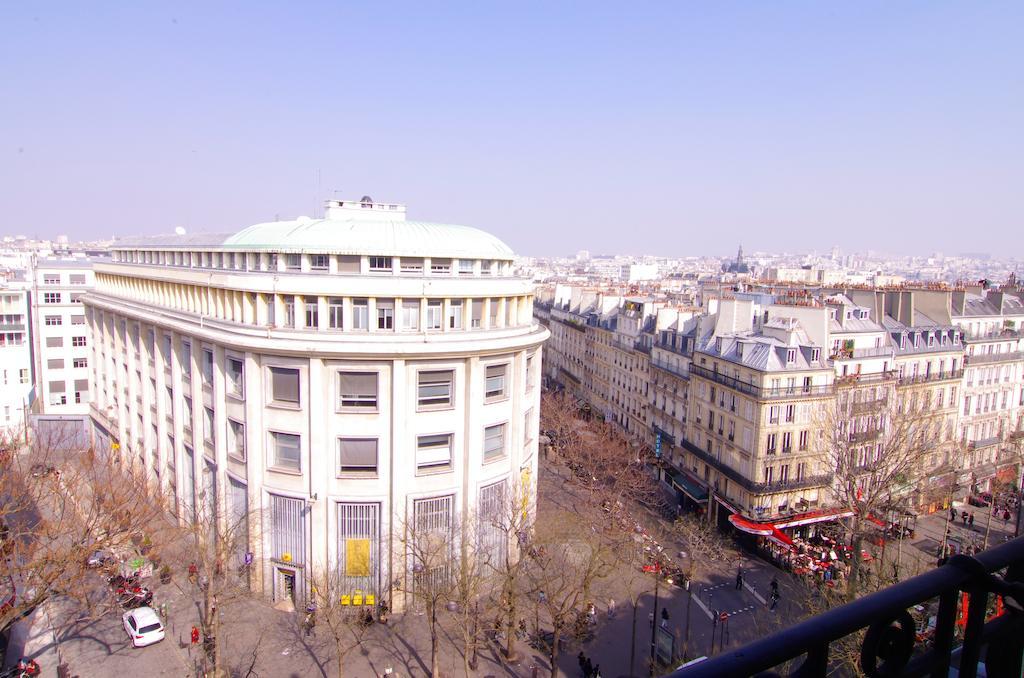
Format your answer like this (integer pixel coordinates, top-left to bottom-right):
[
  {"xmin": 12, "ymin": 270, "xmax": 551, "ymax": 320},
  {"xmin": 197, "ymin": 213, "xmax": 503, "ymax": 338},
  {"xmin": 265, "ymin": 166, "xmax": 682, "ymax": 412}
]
[
  {"xmin": 831, "ymin": 345, "xmax": 895, "ymax": 360},
  {"xmin": 849, "ymin": 428, "xmax": 883, "ymax": 443},
  {"xmin": 690, "ymin": 364, "xmax": 833, "ymax": 400},
  {"xmin": 968, "ymin": 436, "xmax": 1002, "ymax": 451},
  {"xmin": 965, "ymin": 351, "xmax": 1024, "ymax": 366},
  {"xmin": 748, "ymin": 473, "xmax": 833, "ymax": 494},
  {"xmin": 669, "ymin": 536, "xmax": 1024, "ymax": 678},
  {"xmin": 651, "ymin": 356, "xmax": 690, "ymax": 379},
  {"xmin": 897, "ymin": 368, "xmax": 965, "ymax": 386},
  {"xmin": 850, "ymin": 396, "xmax": 889, "ymax": 414}
]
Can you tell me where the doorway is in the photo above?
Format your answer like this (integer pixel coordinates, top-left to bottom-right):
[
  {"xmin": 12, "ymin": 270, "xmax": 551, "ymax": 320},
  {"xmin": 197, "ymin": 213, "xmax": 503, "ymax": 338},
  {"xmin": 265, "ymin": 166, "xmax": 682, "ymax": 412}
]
[{"xmin": 275, "ymin": 567, "xmax": 297, "ymax": 605}]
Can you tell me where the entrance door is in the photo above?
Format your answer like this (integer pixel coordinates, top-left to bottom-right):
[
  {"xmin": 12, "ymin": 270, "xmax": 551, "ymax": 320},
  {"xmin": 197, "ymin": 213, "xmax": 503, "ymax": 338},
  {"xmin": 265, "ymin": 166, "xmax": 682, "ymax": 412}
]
[{"xmin": 276, "ymin": 568, "xmax": 297, "ymax": 604}]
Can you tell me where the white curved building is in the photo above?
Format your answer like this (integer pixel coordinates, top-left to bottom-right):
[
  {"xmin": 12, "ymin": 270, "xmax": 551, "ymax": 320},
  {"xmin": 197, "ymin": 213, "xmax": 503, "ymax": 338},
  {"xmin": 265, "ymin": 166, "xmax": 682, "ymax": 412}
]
[{"xmin": 84, "ymin": 198, "xmax": 548, "ymax": 609}]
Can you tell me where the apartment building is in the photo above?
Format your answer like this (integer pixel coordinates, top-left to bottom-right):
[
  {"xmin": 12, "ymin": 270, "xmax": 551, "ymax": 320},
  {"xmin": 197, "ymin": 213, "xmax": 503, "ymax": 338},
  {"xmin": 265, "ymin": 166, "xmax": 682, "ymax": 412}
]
[
  {"xmin": 84, "ymin": 198, "xmax": 548, "ymax": 609},
  {"xmin": 29, "ymin": 258, "xmax": 97, "ymax": 423},
  {"xmin": 0, "ymin": 280, "xmax": 33, "ymax": 433}
]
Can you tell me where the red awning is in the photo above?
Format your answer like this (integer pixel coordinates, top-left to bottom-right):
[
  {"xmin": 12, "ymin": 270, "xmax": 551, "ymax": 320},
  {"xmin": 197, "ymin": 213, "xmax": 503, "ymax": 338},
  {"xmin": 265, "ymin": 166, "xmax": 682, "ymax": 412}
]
[
  {"xmin": 866, "ymin": 513, "xmax": 887, "ymax": 528},
  {"xmin": 729, "ymin": 514, "xmax": 795, "ymax": 549},
  {"xmin": 773, "ymin": 508, "xmax": 855, "ymax": 530},
  {"xmin": 728, "ymin": 514, "xmax": 775, "ymax": 536}
]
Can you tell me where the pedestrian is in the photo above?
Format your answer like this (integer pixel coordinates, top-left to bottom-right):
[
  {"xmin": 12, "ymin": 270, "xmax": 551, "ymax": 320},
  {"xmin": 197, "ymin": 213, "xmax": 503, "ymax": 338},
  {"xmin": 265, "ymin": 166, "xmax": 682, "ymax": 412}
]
[
  {"xmin": 660, "ymin": 606, "xmax": 669, "ymax": 628},
  {"xmin": 950, "ymin": 506, "xmax": 956, "ymax": 522},
  {"xmin": 769, "ymin": 590, "xmax": 779, "ymax": 611},
  {"xmin": 304, "ymin": 600, "xmax": 317, "ymax": 637},
  {"xmin": 190, "ymin": 625, "xmax": 200, "ymax": 646},
  {"xmin": 577, "ymin": 651, "xmax": 586, "ymax": 675},
  {"xmin": 962, "ymin": 511, "xmax": 969, "ymax": 525},
  {"xmin": 770, "ymin": 576, "xmax": 779, "ymax": 596},
  {"xmin": 592, "ymin": 663, "xmax": 602, "ymax": 678},
  {"xmin": 1005, "ymin": 509, "xmax": 1012, "ymax": 523},
  {"xmin": 969, "ymin": 513, "xmax": 975, "ymax": 527},
  {"xmin": 606, "ymin": 597, "xmax": 616, "ymax": 618},
  {"xmin": 735, "ymin": 566, "xmax": 744, "ymax": 590},
  {"xmin": 583, "ymin": 656, "xmax": 593, "ymax": 677}
]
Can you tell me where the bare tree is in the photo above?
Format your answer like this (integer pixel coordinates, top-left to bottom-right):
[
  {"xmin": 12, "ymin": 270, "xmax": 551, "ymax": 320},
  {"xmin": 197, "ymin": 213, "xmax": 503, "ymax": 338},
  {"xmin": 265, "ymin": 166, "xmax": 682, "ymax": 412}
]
[
  {"xmin": 306, "ymin": 567, "xmax": 375, "ymax": 678},
  {"xmin": 524, "ymin": 509, "xmax": 616, "ymax": 678},
  {"xmin": 1, "ymin": 424, "xmax": 171, "ymax": 635},
  {"xmin": 165, "ymin": 491, "xmax": 259, "ymax": 676},
  {"xmin": 819, "ymin": 386, "xmax": 940, "ymax": 599}
]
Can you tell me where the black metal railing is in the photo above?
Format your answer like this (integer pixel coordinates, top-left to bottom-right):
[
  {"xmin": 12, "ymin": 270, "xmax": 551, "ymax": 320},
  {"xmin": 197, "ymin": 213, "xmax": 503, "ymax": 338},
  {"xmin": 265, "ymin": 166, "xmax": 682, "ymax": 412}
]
[
  {"xmin": 748, "ymin": 473, "xmax": 833, "ymax": 494},
  {"xmin": 666, "ymin": 536, "xmax": 1024, "ymax": 678},
  {"xmin": 691, "ymin": 364, "xmax": 833, "ymax": 400},
  {"xmin": 897, "ymin": 368, "xmax": 965, "ymax": 386}
]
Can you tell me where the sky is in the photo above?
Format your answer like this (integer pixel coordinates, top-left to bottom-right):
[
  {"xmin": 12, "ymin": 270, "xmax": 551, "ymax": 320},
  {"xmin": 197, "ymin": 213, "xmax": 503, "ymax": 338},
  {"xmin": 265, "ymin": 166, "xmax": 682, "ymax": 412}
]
[{"xmin": 1, "ymin": 2, "xmax": 1021, "ymax": 257}]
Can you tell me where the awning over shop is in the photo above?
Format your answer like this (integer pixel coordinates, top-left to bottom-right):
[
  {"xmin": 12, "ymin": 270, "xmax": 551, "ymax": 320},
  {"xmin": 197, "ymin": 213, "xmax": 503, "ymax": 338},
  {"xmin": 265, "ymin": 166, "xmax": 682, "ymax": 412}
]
[
  {"xmin": 729, "ymin": 514, "xmax": 795, "ymax": 549},
  {"xmin": 665, "ymin": 468, "xmax": 708, "ymax": 503},
  {"xmin": 973, "ymin": 463, "xmax": 998, "ymax": 482},
  {"xmin": 773, "ymin": 508, "xmax": 855, "ymax": 530}
]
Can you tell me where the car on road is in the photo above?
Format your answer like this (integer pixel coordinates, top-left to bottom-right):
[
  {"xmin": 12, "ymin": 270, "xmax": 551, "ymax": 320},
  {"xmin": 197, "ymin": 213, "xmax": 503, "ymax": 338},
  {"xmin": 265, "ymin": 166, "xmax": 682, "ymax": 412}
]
[
  {"xmin": 122, "ymin": 606, "xmax": 164, "ymax": 648},
  {"xmin": 86, "ymin": 549, "xmax": 116, "ymax": 569}
]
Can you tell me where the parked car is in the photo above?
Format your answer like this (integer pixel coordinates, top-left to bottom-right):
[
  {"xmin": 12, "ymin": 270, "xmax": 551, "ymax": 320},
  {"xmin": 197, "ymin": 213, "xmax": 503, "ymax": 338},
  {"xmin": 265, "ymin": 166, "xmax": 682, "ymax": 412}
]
[
  {"xmin": 86, "ymin": 549, "xmax": 116, "ymax": 569},
  {"xmin": 968, "ymin": 495, "xmax": 991, "ymax": 508},
  {"xmin": 122, "ymin": 606, "xmax": 164, "ymax": 648}
]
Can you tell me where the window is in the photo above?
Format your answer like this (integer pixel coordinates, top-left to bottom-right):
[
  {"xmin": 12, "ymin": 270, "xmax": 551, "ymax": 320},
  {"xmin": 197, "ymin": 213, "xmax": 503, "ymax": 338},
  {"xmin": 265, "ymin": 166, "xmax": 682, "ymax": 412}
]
[
  {"xmin": 352, "ymin": 299, "xmax": 369, "ymax": 330},
  {"xmin": 766, "ymin": 433, "xmax": 777, "ymax": 454},
  {"xmin": 46, "ymin": 336, "xmax": 63, "ymax": 348},
  {"xmin": 311, "ymin": 254, "xmax": 329, "ymax": 270},
  {"xmin": 203, "ymin": 407, "xmax": 215, "ymax": 444},
  {"xmin": 447, "ymin": 300, "xmax": 463, "ymax": 329},
  {"xmin": 285, "ymin": 254, "xmax": 301, "ymax": 271},
  {"xmin": 328, "ymin": 298, "xmax": 344, "ymax": 329},
  {"xmin": 202, "ymin": 349, "xmax": 214, "ymax": 385},
  {"xmin": 338, "ymin": 438, "xmax": 378, "ymax": 475},
  {"xmin": 416, "ymin": 433, "xmax": 453, "ymax": 471},
  {"xmin": 73, "ymin": 357, "xmax": 87, "ymax": 368},
  {"xmin": 401, "ymin": 301, "xmax": 419, "ymax": 331},
  {"xmin": 784, "ymin": 404, "xmax": 795, "ymax": 423},
  {"xmin": 305, "ymin": 297, "xmax": 318, "ymax": 328},
  {"xmin": 430, "ymin": 259, "xmax": 451, "ymax": 274},
  {"xmin": 811, "ymin": 348, "xmax": 820, "ymax": 362},
  {"xmin": 418, "ymin": 370, "xmax": 454, "ymax": 408},
  {"xmin": 69, "ymin": 274, "xmax": 86, "ymax": 285},
  {"xmin": 226, "ymin": 419, "xmax": 245, "ymax": 459},
  {"xmin": 43, "ymin": 292, "xmax": 61, "ymax": 304},
  {"xmin": 400, "ymin": 258, "xmax": 423, "ymax": 274},
  {"xmin": 47, "ymin": 358, "xmax": 64, "ymax": 369},
  {"xmin": 786, "ymin": 348, "xmax": 796, "ymax": 364},
  {"xmin": 458, "ymin": 259, "xmax": 474, "ymax": 275},
  {"xmin": 338, "ymin": 372, "xmax": 378, "ymax": 410},
  {"xmin": 484, "ymin": 423, "xmax": 507, "ymax": 462},
  {"xmin": 43, "ymin": 274, "xmax": 60, "ymax": 285},
  {"xmin": 768, "ymin": 406, "xmax": 779, "ymax": 424},
  {"xmin": 269, "ymin": 431, "xmax": 301, "ymax": 472},
  {"xmin": 183, "ymin": 397, "xmax": 193, "ymax": 429},
  {"xmin": 44, "ymin": 315, "xmax": 61, "ymax": 326},
  {"xmin": 69, "ymin": 293, "xmax": 83, "ymax": 303},
  {"xmin": 377, "ymin": 300, "xmax": 394, "ymax": 330},
  {"xmin": 71, "ymin": 314, "xmax": 85, "ymax": 325},
  {"xmin": 226, "ymin": 357, "xmax": 244, "ymax": 398},
  {"xmin": 283, "ymin": 295, "xmax": 296, "ymax": 328},
  {"xmin": 19, "ymin": 369, "xmax": 28, "ymax": 384},
  {"xmin": 269, "ymin": 366, "xmax": 300, "ymax": 406},
  {"xmin": 471, "ymin": 299, "xmax": 484, "ymax": 328},
  {"xmin": 782, "ymin": 431, "xmax": 792, "ymax": 452},
  {"xmin": 485, "ymin": 364, "xmax": 508, "ymax": 400},
  {"xmin": 369, "ymin": 256, "xmax": 392, "ymax": 272},
  {"xmin": 524, "ymin": 408, "xmax": 535, "ymax": 446},
  {"xmin": 799, "ymin": 430, "xmax": 808, "ymax": 451},
  {"xmin": 426, "ymin": 301, "xmax": 442, "ymax": 330},
  {"xmin": 71, "ymin": 335, "xmax": 86, "ymax": 347},
  {"xmin": 182, "ymin": 341, "xmax": 192, "ymax": 380}
]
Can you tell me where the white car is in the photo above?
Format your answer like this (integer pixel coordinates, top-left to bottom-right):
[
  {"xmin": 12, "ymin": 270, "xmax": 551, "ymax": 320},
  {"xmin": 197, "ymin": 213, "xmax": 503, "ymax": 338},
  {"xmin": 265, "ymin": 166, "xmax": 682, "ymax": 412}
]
[{"xmin": 122, "ymin": 606, "xmax": 165, "ymax": 648}]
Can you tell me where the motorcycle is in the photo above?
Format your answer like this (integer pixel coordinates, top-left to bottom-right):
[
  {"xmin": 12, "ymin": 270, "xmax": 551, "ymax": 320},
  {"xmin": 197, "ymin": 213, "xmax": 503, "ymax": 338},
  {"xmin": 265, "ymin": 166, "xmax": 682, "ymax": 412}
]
[
  {"xmin": 116, "ymin": 584, "xmax": 154, "ymax": 608},
  {"xmin": 107, "ymin": 573, "xmax": 140, "ymax": 590},
  {"xmin": 0, "ymin": 658, "xmax": 40, "ymax": 678}
]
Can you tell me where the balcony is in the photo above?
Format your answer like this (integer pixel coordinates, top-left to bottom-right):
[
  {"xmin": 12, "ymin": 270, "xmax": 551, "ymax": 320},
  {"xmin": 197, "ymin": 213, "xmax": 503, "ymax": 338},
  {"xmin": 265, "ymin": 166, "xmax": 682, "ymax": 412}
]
[
  {"xmin": 831, "ymin": 345, "xmax": 895, "ymax": 360},
  {"xmin": 897, "ymin": 368, "xmax": 965, "ymax": 386},
  {"xmin": 669, "ymin": 537, "xmax": 1024, "ymax": 678},
  {"xmin": 835, "ymin": 370, "xmax": 899, "ymax": 386},
  {"xmin": 968, "ymin": 437, "xmax": 1002, "ymax": 451},
  {"xmin": 849, "ymin": 428, "xmax": 884, "ymax": 443},
  {"xmin": 0, "ymin": 322, "xmax": 26, "ymax": 332},
  {"xmin": 651, "ymin": 355, "xmax": 689, "ymax": 379},
  {"xmin": 965, "ymin": 351, "xmax": 1024, "ymax": 366},
  {"xmin": 690, "ymin": 364, "xmax": 833, "ymax": 400},
  {"xmin": 748, "ymin": 473, "xmax": 833, "ymax": 494},
  {"xmin": 851, "ymin": 396, "xmax": 889, "ymax": 414}
]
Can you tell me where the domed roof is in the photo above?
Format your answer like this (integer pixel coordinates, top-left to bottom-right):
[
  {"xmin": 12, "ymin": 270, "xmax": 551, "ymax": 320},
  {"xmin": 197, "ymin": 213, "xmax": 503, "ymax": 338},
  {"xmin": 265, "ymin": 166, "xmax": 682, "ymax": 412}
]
[{"xmin": 222, "ymin": 216, "xmax": 515, "ymax": 259}]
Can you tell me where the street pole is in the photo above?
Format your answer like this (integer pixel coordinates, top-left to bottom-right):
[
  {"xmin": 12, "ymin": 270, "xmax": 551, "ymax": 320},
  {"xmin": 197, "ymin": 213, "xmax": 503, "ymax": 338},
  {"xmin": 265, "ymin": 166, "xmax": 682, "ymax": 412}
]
[
  {"xmin": 629, "ymin": 600, "xmax": 638, "ymax": 677},
  {"xmin": 683, "ymin": 578, "xmax": 692, "ymax": 662},
  {"xmin": 649, "ymin": 574, "xmax": 660, "ymax": 676}
]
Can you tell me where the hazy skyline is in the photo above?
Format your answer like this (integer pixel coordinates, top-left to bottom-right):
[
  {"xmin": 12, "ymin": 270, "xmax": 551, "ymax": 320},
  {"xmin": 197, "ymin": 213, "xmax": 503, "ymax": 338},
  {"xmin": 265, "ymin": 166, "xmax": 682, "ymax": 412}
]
[{"xmin": 2, "ymin": 2, "xmax": 1021, "ymax": 257}]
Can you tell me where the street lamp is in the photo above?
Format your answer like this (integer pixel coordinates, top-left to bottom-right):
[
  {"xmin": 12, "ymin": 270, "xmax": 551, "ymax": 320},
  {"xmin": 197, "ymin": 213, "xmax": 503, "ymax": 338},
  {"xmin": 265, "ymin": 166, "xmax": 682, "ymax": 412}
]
[{"xmin": 648, "ymin": 573, "xmax": 673, "ymax": 676}]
